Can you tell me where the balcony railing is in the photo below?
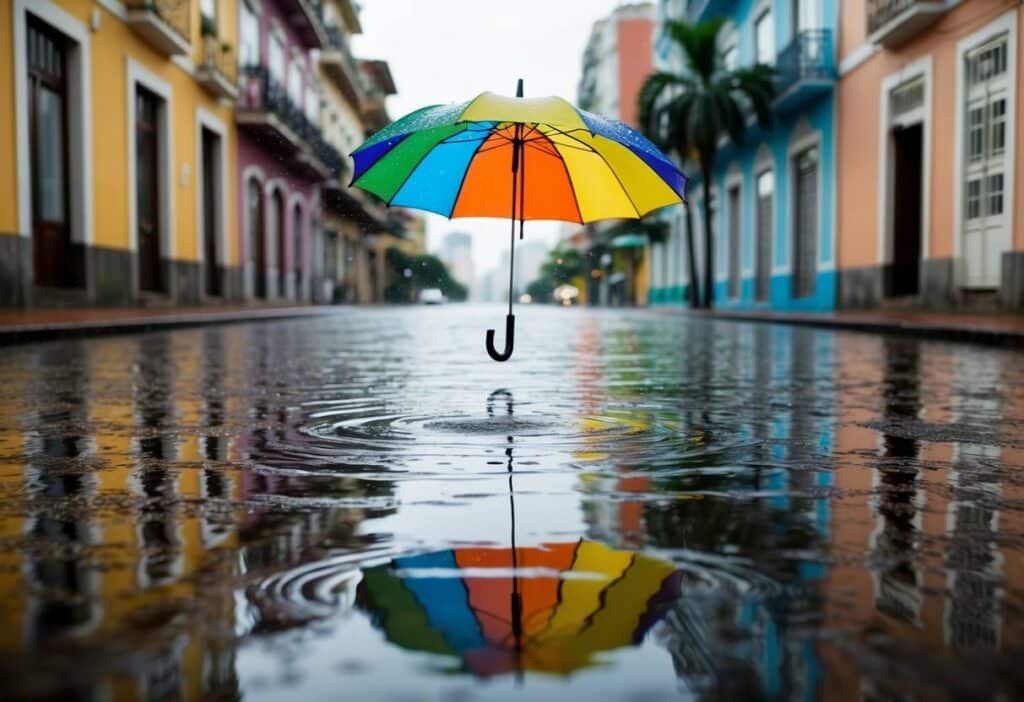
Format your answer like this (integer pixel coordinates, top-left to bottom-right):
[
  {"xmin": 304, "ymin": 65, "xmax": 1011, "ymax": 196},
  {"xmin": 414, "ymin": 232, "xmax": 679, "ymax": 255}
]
[
  {"xmin": 124, "ymin": 0, "xmax": 191, "ymax": 56},
  {"xmin": 238, "ymin": 65, "xmax": 331, "ymax": 177},
  {"xmin": 867, "ymin": 0, "xmax": 949, "ymax": 48},
  {"xmin": 196, "ymin": 35, "xmax": 238, "ymax": 100},
  {"xmin": 320, "ymin": 24, "xmax": 365, "ymax": 107},
  {"xmin": 774, "ymin": 29, "xmax": 835, "ymax": 109},
  {"xmin": 281, "ymin": 0, "xmax": 328, "ymax": 47}
]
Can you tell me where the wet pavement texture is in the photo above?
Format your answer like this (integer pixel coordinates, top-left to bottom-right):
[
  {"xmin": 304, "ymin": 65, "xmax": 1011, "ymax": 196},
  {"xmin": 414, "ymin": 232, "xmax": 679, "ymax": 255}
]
[{"xmin": 1, "ymin": 304, "xmax": 1023, "ymax": 701}]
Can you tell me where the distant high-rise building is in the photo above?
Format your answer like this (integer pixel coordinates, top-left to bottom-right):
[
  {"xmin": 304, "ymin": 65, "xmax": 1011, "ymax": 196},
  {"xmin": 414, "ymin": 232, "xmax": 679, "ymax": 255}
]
[
  {"xmin": 441, "ymin": 231, "xmax": 475, "ymax": 292},
  {"xmin": 576, "ymin": 3, "xmax": 656, "ymax": 308},
  {"xmin": 577, "ymin": 3, "xmax": 655, "ymax": 128},
  {"xmin": 515, "ymin": 241, "xmax": 550, "ymax": 294}
]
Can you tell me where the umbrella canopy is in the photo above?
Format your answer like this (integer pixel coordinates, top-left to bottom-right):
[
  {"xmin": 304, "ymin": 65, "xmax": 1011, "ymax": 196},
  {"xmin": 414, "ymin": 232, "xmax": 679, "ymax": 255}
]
[
  {"xmin": 350, "ymin": 82, "xmax": 687, "ymax": 362},
  {"xmin": 351, "ymin": 92, "xmax": 687, "ymax": 223},
  {"xmin": 357, "ymin": 539, "xmax": 682, "ymax": 677}
]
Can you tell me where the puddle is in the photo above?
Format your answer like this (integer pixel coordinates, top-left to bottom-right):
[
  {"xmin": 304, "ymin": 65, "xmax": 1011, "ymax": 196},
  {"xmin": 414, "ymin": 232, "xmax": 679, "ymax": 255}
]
[{"xmin": 0, "ymin": 306, "xmax": 1022, "ymax": 700}]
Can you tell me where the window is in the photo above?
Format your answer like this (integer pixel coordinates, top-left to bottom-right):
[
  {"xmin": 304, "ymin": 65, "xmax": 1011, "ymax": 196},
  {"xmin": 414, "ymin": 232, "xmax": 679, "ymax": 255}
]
[
  {"xmin": 755, "ymin": 10, "xmax": 774, "ymax": 65},
  {"xmin": 269, "ymin": 32, "xmax": 285, "ymax": 84},
  {"xmin": 891, "ymin": 78, "xmax": 924, "ymax": 117},
  {"xmin": 967, "ymin": 107, "xmax": 984, "ymax": 161},
  {"xmin": 288, "ymin": 58, "xmax": 303, "ymax": 107},
  {"xmin": 968, "ymin": 40, "xmax": 1007, "ymax": 85},
  {"xmin": 793, "ymin": 0, "xmax": 819, "ymax": 34},
  {"xmin": 239, "ymin": 1, "xmax": 259, "ymax": 66},
  {"xmin": 990, "ymin": 98, "xmax": 1006, "ymax": 156},
  {"xmin": 723, "ymin": 43, "xmax": 739, "ymax": 71},
  {"xmin": 986, "ymin": 173, "xmax": 1004, "ymax": 216},
  {"xmin": 966, "ymin": 179, "xmax": 981, "ymax": 219},
  {"xmin": 305, "ymin": 81, "xmax": 318, "ymax": 123},
  {"xmin": 200, "ymin": 0, "xmax": 217, "ymax": 23}
]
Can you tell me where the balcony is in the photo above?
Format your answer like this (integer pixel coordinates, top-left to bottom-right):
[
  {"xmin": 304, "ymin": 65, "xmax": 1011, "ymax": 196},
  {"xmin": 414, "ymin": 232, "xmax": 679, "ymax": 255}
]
[
  {"xmin": 195, "ymin": 35, "xmax": 238, "ymax": 101},
  {"xmin": 236, "ymin": 66, "xmax": 331, "ymax": 179},
  {"xmin": 774, "ymin": 30, "xmax": 835, "ymax": 114},
  {"xmin": 867, "ymin": 0, "xmax": 950, "ymax": 49},
  {"xmin": 319, "ymin": 25, "xmax": 365, "ymax": 107},
  {"xmin": 124, "ymin": 0, "xmax": 191, "ymax": 56},
  {"xmin": 281, "ymin": 0, "xmax": 328, "ymax": 48}
]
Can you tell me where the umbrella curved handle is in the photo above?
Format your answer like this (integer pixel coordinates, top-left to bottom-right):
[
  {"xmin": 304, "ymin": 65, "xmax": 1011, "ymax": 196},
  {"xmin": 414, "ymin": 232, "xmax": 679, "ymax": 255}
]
[{"xmin": 485, "ymin": 314, "xmax": 515, "ymax": 362}]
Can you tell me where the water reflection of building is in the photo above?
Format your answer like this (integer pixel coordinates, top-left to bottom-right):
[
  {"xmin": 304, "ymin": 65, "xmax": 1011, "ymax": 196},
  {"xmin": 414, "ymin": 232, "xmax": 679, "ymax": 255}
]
[
  {"xmin": 825, "ymin": 336, "xmax": 1022, "ymax": 698},
  {"xmin": 576, "ymin": 321, "xmax": 834, "ymax": 700},
  {"xmin": 0, "ymin": 326, "xmax": 401, "ymax": 698}
]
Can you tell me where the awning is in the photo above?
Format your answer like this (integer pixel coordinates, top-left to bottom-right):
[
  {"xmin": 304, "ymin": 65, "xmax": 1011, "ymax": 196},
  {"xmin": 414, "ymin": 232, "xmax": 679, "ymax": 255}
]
[{"xmin": 610, "ymin": 233, "xmax": 647, "ymax": 249}]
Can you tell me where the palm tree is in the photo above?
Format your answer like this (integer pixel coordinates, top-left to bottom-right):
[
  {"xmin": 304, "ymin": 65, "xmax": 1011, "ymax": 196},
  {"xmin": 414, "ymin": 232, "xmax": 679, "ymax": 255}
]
[{"xmin": 639, "ymin": 18, "xmax": 775, "ymax": 309}]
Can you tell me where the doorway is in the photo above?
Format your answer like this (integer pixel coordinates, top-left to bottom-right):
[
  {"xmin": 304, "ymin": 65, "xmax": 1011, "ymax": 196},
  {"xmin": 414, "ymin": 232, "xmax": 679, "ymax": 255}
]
[
  {"xmin": 889, "ymin": 124, "xmax": 923, "ymax": 297},
  {"xmin": 792, "ymin": 146, "xmax": 819, "ymax": 298},
  {"xmin": 136, "ymin": 87, "xmax": 163, "ymax": 293},
  {"xmin": 28, "ymin": 19, "xmax": 80, "ymax": 289},
  {"xmin": 269, "ymin": 189, "xmax": 285, "ymax": 298},
  {"xmin": 248, "ymin": 178, "xmax": 266, "ymax": 299},
  {"xmin": 201, "ymin": 128, "xmax": 222, "ymax": 297}
]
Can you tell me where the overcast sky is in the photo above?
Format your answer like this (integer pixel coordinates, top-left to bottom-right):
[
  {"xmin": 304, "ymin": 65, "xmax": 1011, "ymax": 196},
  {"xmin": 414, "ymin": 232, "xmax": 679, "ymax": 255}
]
[{"xmin": 351, "ymin": 0, "xmax": 629, "ymax": 276}]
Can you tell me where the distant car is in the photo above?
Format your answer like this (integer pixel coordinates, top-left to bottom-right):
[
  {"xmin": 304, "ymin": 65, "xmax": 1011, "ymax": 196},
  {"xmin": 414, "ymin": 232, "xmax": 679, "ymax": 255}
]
[{"xmin": 419, "ymin": 288, "xmax": 446, "ymax": 305}]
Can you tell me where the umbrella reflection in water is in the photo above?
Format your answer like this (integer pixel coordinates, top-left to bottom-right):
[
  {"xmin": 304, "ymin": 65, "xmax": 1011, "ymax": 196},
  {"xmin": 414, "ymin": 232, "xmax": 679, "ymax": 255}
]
[{"xmin": 356, "ymin": 392, "xmax": 683, "ymax": 679}]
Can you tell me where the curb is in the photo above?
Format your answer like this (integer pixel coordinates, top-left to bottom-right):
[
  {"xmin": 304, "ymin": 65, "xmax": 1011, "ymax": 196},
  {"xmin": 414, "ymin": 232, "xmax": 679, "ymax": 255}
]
[
  {"xmin": 664, "ymin": 309, "xmax": 1024, "ymax": 348},
  {"xmin": 0, "ymin": 307, "xmax": 346, "ymax": 346}
]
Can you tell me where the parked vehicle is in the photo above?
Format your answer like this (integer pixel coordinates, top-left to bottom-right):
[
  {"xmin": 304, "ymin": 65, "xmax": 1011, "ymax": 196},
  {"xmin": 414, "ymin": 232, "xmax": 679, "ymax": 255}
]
[{"xmin": 419, "ymin": 288, "xmax": 446, "ymax": 305}]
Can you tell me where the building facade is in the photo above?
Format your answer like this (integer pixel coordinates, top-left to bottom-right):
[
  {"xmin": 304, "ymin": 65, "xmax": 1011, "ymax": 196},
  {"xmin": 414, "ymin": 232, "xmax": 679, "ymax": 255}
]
[
  {"xmin": 1, "ymin": 0, "xmax": 241, "ymax": 307},
  {"xmin": 836, "ymin": 0, "xmax": 1024, "ymax": 310},
  {"xmin": 648, "ymin": 0, "xmax": 838, "ymax": 312},
  {"xmin": 235, "ymin": 0, "xmax": 337, "ymax": 303},
  {"xmin": 576, "ymin": 3, "xmax": 656, "ymax": 308}
]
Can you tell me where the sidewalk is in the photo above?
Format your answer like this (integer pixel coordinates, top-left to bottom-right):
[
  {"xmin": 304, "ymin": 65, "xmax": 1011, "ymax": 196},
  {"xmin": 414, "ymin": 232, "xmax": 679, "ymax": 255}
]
[
  {"xmin": 0, "ymin": 304, "xmax": 345, "ymax": 345},
  {"xmin": 672, "ymin": 308, "xmax": 1024, "ymax": 347}
]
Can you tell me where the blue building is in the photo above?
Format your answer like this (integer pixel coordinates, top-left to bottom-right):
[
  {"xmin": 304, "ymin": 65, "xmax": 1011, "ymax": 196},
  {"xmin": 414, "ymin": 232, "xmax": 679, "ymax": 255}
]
[{"xmin": 648, "ymin": 0, "xmax": 837, "ymax": 311}]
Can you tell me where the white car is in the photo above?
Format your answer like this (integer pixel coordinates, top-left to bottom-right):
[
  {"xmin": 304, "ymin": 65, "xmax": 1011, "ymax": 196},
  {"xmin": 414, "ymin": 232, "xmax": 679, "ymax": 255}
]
[{"xmin": 419, "ymin": 288, "xmax": 446, "ymax": 305}]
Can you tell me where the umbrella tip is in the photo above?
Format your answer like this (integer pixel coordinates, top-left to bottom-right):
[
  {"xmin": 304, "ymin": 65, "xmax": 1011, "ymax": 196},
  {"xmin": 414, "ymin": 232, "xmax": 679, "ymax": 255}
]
[{"xmin": 516, "ymin": 78, "xmax": 523, "ymax": 98}]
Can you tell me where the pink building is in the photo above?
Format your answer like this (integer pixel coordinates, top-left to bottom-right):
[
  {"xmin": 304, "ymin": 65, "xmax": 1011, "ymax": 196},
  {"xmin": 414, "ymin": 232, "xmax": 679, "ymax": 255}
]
[{"xmin": 235, "ymin": 0, "xmax": 333, "ymax": 301}]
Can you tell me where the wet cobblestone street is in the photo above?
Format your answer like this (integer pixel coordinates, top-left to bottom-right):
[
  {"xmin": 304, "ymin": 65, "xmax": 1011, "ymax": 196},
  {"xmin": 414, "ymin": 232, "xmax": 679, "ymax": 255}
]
[{"xmin": 1, "ymin": 305, "xmax": 1022, "ymax": 701}]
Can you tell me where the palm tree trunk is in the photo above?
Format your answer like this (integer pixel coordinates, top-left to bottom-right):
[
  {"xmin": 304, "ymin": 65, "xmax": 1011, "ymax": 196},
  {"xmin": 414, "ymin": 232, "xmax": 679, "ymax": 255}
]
[
  {"xmin": 700, "ymin": 164, "xmax": 714, "ymax": 309},
  {"xmin": 684, "ymin": 202, "xmax": 700, "ymax": 308}
]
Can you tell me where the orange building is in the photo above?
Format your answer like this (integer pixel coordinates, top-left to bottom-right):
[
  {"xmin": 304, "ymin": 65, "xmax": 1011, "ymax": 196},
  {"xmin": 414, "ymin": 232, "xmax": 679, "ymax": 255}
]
[{"xmin": 836, "ymin": 0, "xmax": 1024, "ymax": 310}]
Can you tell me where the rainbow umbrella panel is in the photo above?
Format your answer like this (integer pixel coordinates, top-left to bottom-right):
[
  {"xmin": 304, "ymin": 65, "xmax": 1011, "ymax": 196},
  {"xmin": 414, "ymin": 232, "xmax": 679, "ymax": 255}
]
[
  {"xmin": 350, "ymin": 82, "xmax": 688, "ymax": 361},
  {"xmin": 357, "ymin": 539, "xmax": 682, "ymax": 677}
]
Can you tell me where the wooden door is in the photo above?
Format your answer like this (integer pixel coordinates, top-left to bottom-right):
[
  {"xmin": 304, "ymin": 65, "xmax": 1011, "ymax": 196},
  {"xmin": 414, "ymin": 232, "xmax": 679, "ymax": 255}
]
[
  {"xmin": 202, "ymin": 129, "xmax": 221, "ymax": 297},
  {"xmin": 28, "ymin": 20, "xmax": 72, "ymax": 288},
  {"xmin": 755, "ymin": 170, "xmax": 774, "ymax": 302},
  {"xmin": 136, "ymin": 87, "xmax": 162, "ymax": 292},
  {"xmin": 727, "ymin": 185, "xmax": 741, "ymax": 299},
  {"xmin": 248, "ymin": 178, "xmax": 266, "ymax": 298},
  {"xmin": 292, "ymin": 205, "xmax": 303, "ymax": 300},
  {"xmin": 792, "ymin": 147, "xmax": 818, "ymax": 298}
]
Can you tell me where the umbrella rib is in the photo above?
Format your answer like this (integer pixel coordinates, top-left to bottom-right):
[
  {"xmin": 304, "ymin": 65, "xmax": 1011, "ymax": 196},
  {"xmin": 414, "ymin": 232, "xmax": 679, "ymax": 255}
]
[
  {"xmin": 544, "ymin": 132, "xmax": 585, "ymax": 224},
  {"xmin": 546, "ymin": 126, "xmax": 643, "ymax": 218}
]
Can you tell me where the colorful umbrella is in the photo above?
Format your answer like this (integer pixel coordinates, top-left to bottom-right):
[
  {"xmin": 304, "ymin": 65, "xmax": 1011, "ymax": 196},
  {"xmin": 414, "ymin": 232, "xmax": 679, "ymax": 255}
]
[
  {"xmin": 357, "ymin": 539, "xmax": 682, "ymax": 677},
  {"xmin": 350, "ymin": 80, "xmax": 687, "ymax": 361}
]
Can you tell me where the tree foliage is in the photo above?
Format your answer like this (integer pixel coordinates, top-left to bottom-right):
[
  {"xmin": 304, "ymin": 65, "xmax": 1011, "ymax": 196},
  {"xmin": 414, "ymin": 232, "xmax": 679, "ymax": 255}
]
[
  {"xmin": 638, "ymin": 18, "xmax": 775, "ymax": 308},
  {"xmin": 384, "ymin": 247, "xmax": 468, "ymax": 303},
  {"xmin": 524, "ymin": 248, "xmax": 587, "ymax": 303}
]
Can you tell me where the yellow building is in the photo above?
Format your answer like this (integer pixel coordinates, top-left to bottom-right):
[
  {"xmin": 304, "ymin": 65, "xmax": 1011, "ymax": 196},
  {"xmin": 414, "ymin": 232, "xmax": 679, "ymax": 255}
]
[{"xmin": 1, "ymin": 0, "xmax": 239, "ymax": 307}]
